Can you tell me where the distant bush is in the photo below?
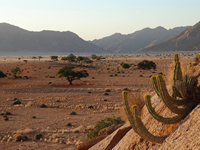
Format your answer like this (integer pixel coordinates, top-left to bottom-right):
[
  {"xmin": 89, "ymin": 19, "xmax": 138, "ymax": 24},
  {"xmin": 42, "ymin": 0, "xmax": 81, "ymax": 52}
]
[
  {"xmin": 87, "ymin": 116, "xmax": 124, "ymax": 139},
  {"xmin": 121, "ymin": 62, "xmax": 130, "ymax": 69},
  {"xmin": 0, "ymin": 70, "xmax": 7, "ymax": 78},
  {"xmin": 137, "ymin": 60, "xmax": 156, "ymax": 70}
]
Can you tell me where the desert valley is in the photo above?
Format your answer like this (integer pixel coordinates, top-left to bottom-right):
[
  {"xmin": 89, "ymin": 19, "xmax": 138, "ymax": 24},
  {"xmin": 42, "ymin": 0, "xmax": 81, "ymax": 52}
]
[{"xmin": 0, "ymin": 20, "xmax": 200, "ymax": 150}]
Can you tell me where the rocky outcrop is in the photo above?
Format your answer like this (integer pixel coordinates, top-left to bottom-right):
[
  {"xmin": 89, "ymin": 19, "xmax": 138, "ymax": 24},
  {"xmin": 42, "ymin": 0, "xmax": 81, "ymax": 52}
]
[
  {"xmin": 89, "ymin": 89, "xmax": 200, "ymax": 150},
  {"xmin": 157, "ymin": 104, "xmax": 200, "ymax": 150}
]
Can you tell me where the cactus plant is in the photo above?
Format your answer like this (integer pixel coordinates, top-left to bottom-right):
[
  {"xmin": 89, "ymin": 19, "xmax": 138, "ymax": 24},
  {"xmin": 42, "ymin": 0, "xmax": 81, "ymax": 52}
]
[{"xmin": 123, "ymin": 54, "xmax": 200, "ymax": 144}]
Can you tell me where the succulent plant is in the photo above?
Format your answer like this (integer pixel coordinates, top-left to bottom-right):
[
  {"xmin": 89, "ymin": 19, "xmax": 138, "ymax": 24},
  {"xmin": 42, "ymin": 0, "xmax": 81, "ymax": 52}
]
[{"xmin": 123, "ymin": 54, "xmax": 200, "ymax": 144}]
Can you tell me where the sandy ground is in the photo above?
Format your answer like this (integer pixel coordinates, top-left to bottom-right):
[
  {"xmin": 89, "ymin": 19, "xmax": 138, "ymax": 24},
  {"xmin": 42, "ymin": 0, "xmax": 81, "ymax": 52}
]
[{"xmin": 0, "ymin": 54, "xmax": 194, "ymax": 150}]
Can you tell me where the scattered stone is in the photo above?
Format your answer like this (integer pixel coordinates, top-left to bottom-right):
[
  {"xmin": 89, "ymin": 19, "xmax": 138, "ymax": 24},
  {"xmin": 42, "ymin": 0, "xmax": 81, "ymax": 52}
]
[
  {"xmin": 34, "ymin": 133, "xmax": 43, "ymax": 140},
  {"xmin": 88, "ymin": 105, "xmax": 94, "ymax": 109},
  {"xmin": 14, "ymin": 134, "xmax": 28, "ymax": 142},
  {"xmin": 103, "ymin": 99, "xmax": 108, "ymax": 101},
  {"xmin": 56, "ymin": 100, "xmax": 60, "ymax": 102},
  {"xmin": 70, "ymin": 111, "xmax": 76, "ymax": 115},
  {"xmin": 48, "ymin": 82, "xmax": 52, "ymax": 84},
  {"xmin": 13, "ymin": 100, "xmax": 21, "ymax": 105},
  {"xmin": 103, "ymin": 92, "xmax": 109, "ymax": 96},
  {"xmin": 32, "ymin": 116, "xmax": 36, "ymax": 119},
  {"xmin": 66, "ymin": 123, "xmax": 72, "ymax": 126},
  {"xmin": 122, "ymin": 87, "xmax": 128, "ymax": 91},
  {"xmin": 39, "ymin": 104, "xmax": 47, "ymax": 108},
  {"xmin": 88, "ymin": 91, "xmax": 91, "ymax": 93},
  {"xmin": 105, "ymin": 89, "xmax": 111, "ymax": 92}
]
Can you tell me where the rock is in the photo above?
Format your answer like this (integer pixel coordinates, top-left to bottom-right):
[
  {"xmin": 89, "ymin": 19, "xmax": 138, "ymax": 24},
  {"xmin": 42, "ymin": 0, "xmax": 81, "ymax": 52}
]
[
  {"xmin": 13, "ymin": 100, "xmax": 21, "ymax": 105},
  {"xmin": 76, "ymin": 135, "xmax": 107, "ymax": 150},
  {"xmin": 34, "ymin": 133, "xmax": 43, "ymax": 140},
  {"xmin": 39, "ymin": 104, "xmax": 47, "ymax": 108},
  {"xmin": 157, "ymin": 104, "xmax": 200, "ymax": 150},
  {"xmin": 14, "ymin": 134, "xmax": 28, "ymax": 141},
  {"xmin": 98, "ymin": 124, "xmax": 123, "ymax": 136},
  {"xmin": 89, "ymin": 124, "xmax": 131, "ymax": 150}
]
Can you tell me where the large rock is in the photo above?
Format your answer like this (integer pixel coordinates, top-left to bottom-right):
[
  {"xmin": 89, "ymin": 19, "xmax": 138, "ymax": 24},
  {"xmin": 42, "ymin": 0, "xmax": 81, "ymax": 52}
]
[
  {"xmin": 157, "ymin": 104, "xmax": 200, "ymax": 150},
  {"xmin": 89, "ymin": 123, "xmax": 132, "ymax": 150}
]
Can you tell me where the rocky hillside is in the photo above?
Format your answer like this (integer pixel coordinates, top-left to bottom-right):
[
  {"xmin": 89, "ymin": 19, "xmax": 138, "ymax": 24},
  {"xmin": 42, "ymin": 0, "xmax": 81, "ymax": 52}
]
[
  {"xmin": 0, "ymin": 23, "xmax": 105, "ymax": 56},
  {"xmin": 139, "ymin": 21, "xmax": 200, "ymax": 52},
  {"xmin": 91, "ymin": 26, "xmax": 189, "ymax": 53},
  {"xmin": 78, "ymin": 92, "xmax": 200, "ymax": 150}
]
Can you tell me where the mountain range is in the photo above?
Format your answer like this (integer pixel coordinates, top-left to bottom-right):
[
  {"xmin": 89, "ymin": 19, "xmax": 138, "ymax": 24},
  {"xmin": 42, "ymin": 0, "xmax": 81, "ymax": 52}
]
[
  {"xmin": 91, "ymin": 26, "xmax": 190, "ymax": 53},
  {"xmin": 0, "ymin": 21, "xmax": 200, "ymax": 55},
  {"xmin": 139, "ymin": 21, "xmax": 200, "ymax": 52},
  {"xmin": 0, "ymin": 23, "xmax": 105, "ymax": 56}
]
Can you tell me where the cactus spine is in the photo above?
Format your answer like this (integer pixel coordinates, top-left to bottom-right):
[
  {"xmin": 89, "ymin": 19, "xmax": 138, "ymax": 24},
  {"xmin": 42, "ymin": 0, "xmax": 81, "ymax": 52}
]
[
  {"xmin": 123, "ymin": 54, "xmax": 200, "ymax": 144},
  {"xmin": 123, "ymin": 91, "xmax": 167, "ymax": 144}
]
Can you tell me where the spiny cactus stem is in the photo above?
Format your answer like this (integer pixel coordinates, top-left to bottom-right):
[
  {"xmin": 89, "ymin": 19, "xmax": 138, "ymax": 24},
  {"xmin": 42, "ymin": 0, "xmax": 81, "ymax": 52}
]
[
  {"xmin": 153, "ymin": 75, "xmax": 187, "ymax": 106},
  {"xmin": 122, "ymin": 91, "xmax": 139, "ymax": 134},
  {"xmin": 156, "ymin": 75, "xmax": 190, "ymax": 115},
  {"xmin": 175, "ymin": 81, "xmax": 189, "ymax": 99},
  {"xmin": 144, "ymin": 95, "xmax": 185, "ymax": 124},
  {"xmin": 151, "ymin": 76, "xmax": 160, "ymax": 97},
  {"xmin": 174, "ymin": 54, "xmax": 179, "ymax": 63},
  {"xmin": 174, "ymin": 62, "xmax": 182, "ymax": 84},
  {"xmin": 132, "ymin": 105, "xmax": 168, "ymax": 144}
]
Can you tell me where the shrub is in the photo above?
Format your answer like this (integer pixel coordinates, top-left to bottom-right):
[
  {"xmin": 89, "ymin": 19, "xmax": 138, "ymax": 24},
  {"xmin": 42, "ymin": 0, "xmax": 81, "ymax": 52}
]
[
  {"xmin": 121, "ymin": 63, "xmax": 130, "ymax": 69},
  {"xmin": 0, "ymin": 70, "xmax": 7, "ymax": 78},
  {"xmin": 137, "ymin": 60, "xmax": 156, "ymax": 70},
  {"xmin": 87, "ymin": 116, "xmax": 124, "ymax": 139}
]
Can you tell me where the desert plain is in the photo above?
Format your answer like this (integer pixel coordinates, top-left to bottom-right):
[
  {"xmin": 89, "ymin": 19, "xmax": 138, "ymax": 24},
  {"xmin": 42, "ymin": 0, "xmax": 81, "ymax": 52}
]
[{"xmin": 0, "ymin": 53, "xmax": 195, "ymax": 150}]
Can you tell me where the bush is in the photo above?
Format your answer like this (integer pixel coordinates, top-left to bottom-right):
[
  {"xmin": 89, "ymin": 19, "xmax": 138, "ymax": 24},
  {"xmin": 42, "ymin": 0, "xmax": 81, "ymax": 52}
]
[
  {"xmin": 137, "ymin": 60, "xmax": 156, "ymax": 70},
  {"xmin": 87, "ymin": 116, "xmax": 124, "ymax": 139},
  {"xmin": 121, "ymin": 63, "xmax": 130, "ymax": 69},
  {"xmin": 0, "ymin": 70, "xmax": 7, "ymax": 78}
]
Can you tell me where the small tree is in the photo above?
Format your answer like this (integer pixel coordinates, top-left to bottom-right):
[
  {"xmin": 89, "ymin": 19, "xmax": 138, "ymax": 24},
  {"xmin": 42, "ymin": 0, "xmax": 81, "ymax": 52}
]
[
  {"xmin": 77, "ymin": 56, "xmax": 84, "ymax": 63},
  {"xmin": 61, "ymin": 57, "xmax": 68, "ymax": 61},
  {"xmin": 23, "ymin": 60, "xmax": 28, "ymax": 64},
  {"xmin": 32, "ymin": 56, "xmax": 37, "ymax": 61},
  {"xmin": 51, "ymin": 56, "xmax": 58, "ymax": 61},
  {"xmin": 57, "ymin": 66, "xmax": 89, "ymax": 85},
  {"xmin": 0, "ymin": 70, "xmax": 7, "ymax": 78},
  {"xmin": 38, "ymin": 56, "xmax": 43, "ymax": 61},
  {"xmin": 11, "ymin": 67, "xmax": 21, "ymax": 78}
]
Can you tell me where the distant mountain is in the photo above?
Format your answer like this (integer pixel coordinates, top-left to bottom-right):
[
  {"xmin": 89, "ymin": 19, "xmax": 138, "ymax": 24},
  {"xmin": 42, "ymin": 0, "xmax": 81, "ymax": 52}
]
[
  {"xmin": 91, "ymin": 26, "xmax": 189, "ymax": 53},
  {"xmin": 139, "ymin": 21, "xmax": 200, "ymax": 52},
  {"xmin": 0, "ymin": 23, "xmax": 105, "ymax": 56}
]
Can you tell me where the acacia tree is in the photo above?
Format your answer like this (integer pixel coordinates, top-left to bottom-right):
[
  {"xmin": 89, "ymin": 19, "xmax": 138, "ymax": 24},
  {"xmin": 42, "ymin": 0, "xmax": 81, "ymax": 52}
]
[
  {"xmin": 38, "ymin": 56, "xmax": 43, "ymax": 61},
  {"xmin": 51, "ymin": 56, "xmax": 58, "ymax": 61},
  {"xmin": 11, "ymin": 67, "xmax": 21, "ymax": 78},
  {"xmin": 57, "ymin": 66, "xmax": 89, "ymax": 85},
  {"xmin": 0, "ymin": 70, "xmax": 7, "ymax": 78}
]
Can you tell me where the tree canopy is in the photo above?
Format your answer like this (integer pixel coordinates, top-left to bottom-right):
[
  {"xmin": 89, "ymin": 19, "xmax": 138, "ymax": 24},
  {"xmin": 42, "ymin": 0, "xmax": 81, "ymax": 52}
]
[
  {"xmin": 57, "ymin": 66, "xmax": 89, "ymax": 85},
  {"xmin": 0, "ymin": 70, "xmax": 7, "ymax": 78},
  {"xmin": 51, "ymin": 56, "xmax": 58, "ymax": 61},
  {"xmin": 11, "ymin": 67, "xmax": 21, "ymax": 78}
]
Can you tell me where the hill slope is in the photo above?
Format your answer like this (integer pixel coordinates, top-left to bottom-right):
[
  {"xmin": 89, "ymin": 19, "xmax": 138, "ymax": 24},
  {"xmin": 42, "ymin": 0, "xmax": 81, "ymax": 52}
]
[
  {"xmin": 91, "ymin": 26, "xmax": 189, "ymax": 53},
  {"xmin": 139, "ymin": 21, "xmax": 200, "ymax": 52},
  {"xmin": 0, "ymin": 23, "xmax": 105, "ymax": 55}
]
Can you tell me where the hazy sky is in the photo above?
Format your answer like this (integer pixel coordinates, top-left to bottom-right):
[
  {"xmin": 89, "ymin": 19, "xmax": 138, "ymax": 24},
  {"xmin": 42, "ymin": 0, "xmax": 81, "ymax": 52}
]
[{"xmin": 0, "ymin": 0, "xmax": 199, "ymax": 40}]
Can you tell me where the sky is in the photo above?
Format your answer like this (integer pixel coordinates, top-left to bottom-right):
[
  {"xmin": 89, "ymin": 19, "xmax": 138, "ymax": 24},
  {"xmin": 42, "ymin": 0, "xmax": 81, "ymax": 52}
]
[{"xmin": 0, "ymin": 0, "xmax": 200, "ymax": 40}]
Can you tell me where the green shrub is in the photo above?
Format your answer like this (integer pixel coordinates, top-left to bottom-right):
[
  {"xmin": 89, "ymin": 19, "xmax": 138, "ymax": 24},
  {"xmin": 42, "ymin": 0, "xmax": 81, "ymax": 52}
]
[{"xmin": 87, "ymin": 116, "xmax": 124, "ymax": 139}]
